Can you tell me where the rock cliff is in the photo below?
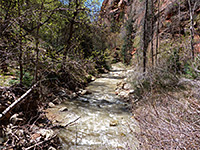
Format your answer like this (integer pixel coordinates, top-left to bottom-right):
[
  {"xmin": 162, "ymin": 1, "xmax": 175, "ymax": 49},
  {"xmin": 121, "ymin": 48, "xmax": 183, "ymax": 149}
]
[{"xmin": 100, "ymin": 0, "xmax": 200, "ymax": 53}]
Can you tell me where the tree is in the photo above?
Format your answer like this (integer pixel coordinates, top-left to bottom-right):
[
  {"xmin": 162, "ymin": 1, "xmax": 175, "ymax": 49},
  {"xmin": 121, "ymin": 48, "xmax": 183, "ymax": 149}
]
[
  {"xmin": 155, "ymin": 0, "xmax": 160, "ymax": 65},
  {"xmin": 121, "ymin": 18, "xmax": 135, "ymax": 65},
  {"xmin": 188, "ymin": 0, "xmax": 195, "ymax": 60},
  {"xmin": 143, "ymin": 0, "xmax": 149, "ymax": 72}
]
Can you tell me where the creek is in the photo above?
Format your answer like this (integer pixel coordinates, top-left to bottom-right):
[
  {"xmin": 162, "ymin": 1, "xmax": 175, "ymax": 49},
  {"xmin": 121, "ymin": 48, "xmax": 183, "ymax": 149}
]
[{"xmin": 45, "ymin": 63, "xmax": 139, "ymax": 149}]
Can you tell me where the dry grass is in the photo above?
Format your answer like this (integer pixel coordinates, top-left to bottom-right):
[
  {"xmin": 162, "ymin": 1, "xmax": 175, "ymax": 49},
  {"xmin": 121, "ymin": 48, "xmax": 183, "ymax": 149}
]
[{"xmin": 133, "ymin": 87, "xmax": 200, "ymax": 150}]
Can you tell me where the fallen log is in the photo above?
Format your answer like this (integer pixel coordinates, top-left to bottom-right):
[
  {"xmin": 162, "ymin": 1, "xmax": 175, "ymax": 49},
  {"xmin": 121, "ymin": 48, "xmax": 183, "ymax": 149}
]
[{"xmin": 0, "ymin": 83, "xmax": 38, "ymax": 121}]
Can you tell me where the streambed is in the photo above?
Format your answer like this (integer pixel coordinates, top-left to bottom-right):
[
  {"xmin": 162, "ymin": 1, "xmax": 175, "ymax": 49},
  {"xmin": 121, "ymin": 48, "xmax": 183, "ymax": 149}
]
[{"xmin": 45, "ymin": 63, "xmax": 139, "ymax": 149}]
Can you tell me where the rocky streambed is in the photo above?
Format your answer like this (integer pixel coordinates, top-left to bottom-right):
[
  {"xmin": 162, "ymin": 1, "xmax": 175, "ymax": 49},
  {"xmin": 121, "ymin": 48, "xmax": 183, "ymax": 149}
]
[{"xmin": 45, "ymin": 63, "xmax": 139, "ymax": 149}]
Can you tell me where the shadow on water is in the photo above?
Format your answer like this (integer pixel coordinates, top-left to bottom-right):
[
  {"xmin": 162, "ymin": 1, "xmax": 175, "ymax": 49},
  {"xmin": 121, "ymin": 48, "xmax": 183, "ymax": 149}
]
[{"xmin": 100, "ymin": 76, "xmax": 126, "ymax": 79}]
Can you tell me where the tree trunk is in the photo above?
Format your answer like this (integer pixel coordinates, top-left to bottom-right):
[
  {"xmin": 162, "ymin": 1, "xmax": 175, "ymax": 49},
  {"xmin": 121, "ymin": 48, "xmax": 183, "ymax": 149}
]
[
  {"xmin": 34, "ymin": 1, "xmax": 44, "ymax": 82},
  {"xmin": 188, "ymin": 0, "xmax": 194, "ymax": 60},
  {"xmin": 62, "ymin": 0, "xmax": 79, "ymax": 68},
  {"xmin": 18, "ymin": 0, "xmax": 23, "ymax": 84},
  {"xmin": 143, "ymin": 0, "xmax": 149, "ymax": 72},
  {"xmin": 155, "ymin": 0, "xmax": 160, "ymax": 65},
  {"xmin": 151, "ymin": 0, "xmax": 154, "ymax": 66}
]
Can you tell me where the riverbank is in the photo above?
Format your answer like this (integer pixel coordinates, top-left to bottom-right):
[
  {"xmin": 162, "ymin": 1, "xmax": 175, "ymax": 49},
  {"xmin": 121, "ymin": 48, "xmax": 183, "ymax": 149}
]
[{"xmin": 0, "ymin": 60, "xmax": 102, "ymax": 150}]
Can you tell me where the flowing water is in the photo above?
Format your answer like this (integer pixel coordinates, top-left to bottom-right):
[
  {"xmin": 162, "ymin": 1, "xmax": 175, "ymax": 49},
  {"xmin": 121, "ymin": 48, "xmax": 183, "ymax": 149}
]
[{"xmin": 45, "ymin": 63, "xmax": 139, "ymax": 150}]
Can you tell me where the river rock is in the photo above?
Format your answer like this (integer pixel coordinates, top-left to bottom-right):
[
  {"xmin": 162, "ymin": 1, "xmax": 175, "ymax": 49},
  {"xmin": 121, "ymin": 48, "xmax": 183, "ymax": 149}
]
[
  {"xmin": 110, "ymin": 120, "xmax": 118, "ymax": 126},
  {"xmin": 118, "ymin": 91, "xmax": 129, "ymax": 98},
  {"xmin": 81, "ymin": 90, "xmax": 87, "ymax": 95},
  {"xmin": 38, "ymin": 129, "xmax": 54, "ymax": 140},
  {"xmin": 48, "ymin": 102, "xmax": 55, "ymax": 108},
  {"xmin": 59, "ymin": 107, "xmax": 68, "ymax": 112},
  {"xmin": 70, "ymin": 92, "xmax": 78, "ymax": 99},
  {"xmin": 129, "ymin": 89, "xmax": 135, "ymax": 94},
  {"xmin": 123, "ymin": 83, "xmax": 132, "ymax": 90},
  {"xmin": 78, "ymin": 89, "xmax": 92, "ymax": 95},
  {"xmin": 48, "ymin": 146, "xmax": 56, "ymax": 150}
]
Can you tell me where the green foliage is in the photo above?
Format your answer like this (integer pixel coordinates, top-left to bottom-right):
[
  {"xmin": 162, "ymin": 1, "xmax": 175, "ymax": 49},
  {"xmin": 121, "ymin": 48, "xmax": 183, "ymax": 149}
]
[
  {"xmin": 0, "ymin": 0, "xmax": 109, "ymax": 88},
  {"xmin": 183, "ymin": 61, "xmax": 200, "ymax": 79},
  {"xmin": 9, "ymin": 71, "xmax": 33, "ymax": 87},
  {"xmin": 121, "ymin": 18, "xmax": 135, "ymax": 65}
]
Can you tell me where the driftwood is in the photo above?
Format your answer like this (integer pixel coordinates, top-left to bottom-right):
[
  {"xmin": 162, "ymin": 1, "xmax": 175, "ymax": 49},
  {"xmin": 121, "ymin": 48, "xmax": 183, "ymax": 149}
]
[{"xmin": 0, "ymin": 83, "xmax": 38, "ymax": 120}]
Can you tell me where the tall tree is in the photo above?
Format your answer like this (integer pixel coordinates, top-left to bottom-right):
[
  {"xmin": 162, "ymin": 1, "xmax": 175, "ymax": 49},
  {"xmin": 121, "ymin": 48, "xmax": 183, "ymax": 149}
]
[
  {"xmin": 188, "ymin": 0, "xmax": 195, "ymax": 60},
  {"xmin": 150, "ymin": 0, "xmax": 154, "ymax": 66},
  {"xmin": 18, "ymin": 0, "xmax": 23, "ymax": 84},
  {"xmin": 155, "ymin": 0, "xmax": 160, "ymax": 65},
  {"xmin": 143, "ymin": 0, "xmax": 149, "ymax": 72}
]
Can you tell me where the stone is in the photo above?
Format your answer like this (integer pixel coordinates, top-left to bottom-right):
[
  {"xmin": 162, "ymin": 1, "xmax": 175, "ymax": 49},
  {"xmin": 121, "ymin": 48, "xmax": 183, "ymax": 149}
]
[
  {"xmin": 48, "ymin": 146, "xmax": 56, "ymax": 150},
  {"xmin": 91, "ymin": 76, "xmax": 96, "ymax": 81},
  {"xmin": 78, "ymin": 89, "xmax": 91, "ymax": 95},
  {"xmin": 38, "ymin": 129, "xmax": 54, "ymax": 140},
  {"xmin": 123, "ymin": 83, "xmax": 132, "ymax": 90},
  {"xmin": 59, "ymin": 107, "xmax": 68, "ymax": 112},
  {"xmin": 110, "ymin": 120, "xmax": 118, "ymax": 126},
  {"xmin": 129, "ymin": 89, "xmax": 135, "ymax": 94},
  {"xmin": 81, "ymin": 90, "xmax": 87, "ymax": 95},
  {"xmin": 70, "ymin": 92, "xmax": 78, "ymax": 99},
  {"xmin": 118, "ymin": 91, "xmax": 129, "ymax": 98},
  {"xmin": 48, "ymin": 102, "xmax": 55, "ymax": 108}
]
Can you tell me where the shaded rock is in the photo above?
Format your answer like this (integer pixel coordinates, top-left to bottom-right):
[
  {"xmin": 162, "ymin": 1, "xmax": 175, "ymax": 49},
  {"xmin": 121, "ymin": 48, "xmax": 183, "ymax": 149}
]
[
  {"xmin": 59, "ymin": 107, "xmax": 68, "ymax": 112},
  {"xmin": 70, "ymin": 92, "xmax": 78, "ymax": 99}
]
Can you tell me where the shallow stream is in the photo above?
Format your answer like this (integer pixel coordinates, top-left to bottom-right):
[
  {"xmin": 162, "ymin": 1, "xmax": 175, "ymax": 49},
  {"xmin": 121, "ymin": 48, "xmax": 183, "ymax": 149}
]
[{"xmin": 46, "ymin": 63, "xmax": 139, "ymax": 149}]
